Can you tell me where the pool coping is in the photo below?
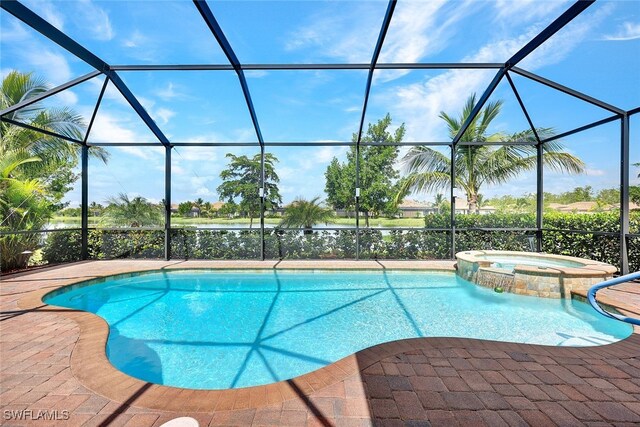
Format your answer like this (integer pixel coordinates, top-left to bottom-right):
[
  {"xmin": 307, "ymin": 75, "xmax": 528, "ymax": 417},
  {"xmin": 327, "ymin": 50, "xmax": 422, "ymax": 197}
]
[{"xmin": 15, "ymin": 260, "xmax": 640, "ymax": 412}]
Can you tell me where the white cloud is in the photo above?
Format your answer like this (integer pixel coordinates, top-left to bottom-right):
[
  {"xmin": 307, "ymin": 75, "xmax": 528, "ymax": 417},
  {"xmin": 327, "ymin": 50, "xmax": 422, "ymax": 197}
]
[
  {"xmin": 56, "ymin": 89, "xmax": 79, "ymax": 106},
  {"xmin": 89, "ymin": 111, "xmax": 150, "ymax": 143},
  {"xmin": 23, "ymin": 49, "xmax": 73, "ymax": 84},
  {"xmin": 173, "ymin": 146, "xmax": 219, "ymax": 162},
  {"xmin": 75, "ymin": 0, "xmax": 114, "ymax": 41},
  {"xmin": 189, "ymin": 176, "xmax": 216, "ymax": 197},
  {"xmin": 314, "ymin": 145, "xmax": 348, "ymax": 163},
  {"xmin": 285, "ymin": 2, "xmax": 396, "ymax": 63},
  {"xmin": 377, "ymin": 68, "xmax": 495, "ymax": 142},
  {"xmin": 245, "ymin": 70, "xmax": 269, "ymax": 79},
  {"xmin": 585, "ymin": 168, "xmax": 606, "ymax": 177},
  {"xmin": 156, "ymin": 82, "xmax": 182, "ymax": 101},
  {"xmin": 116, "ymin": 146, "xmax": 158, "ymax": 160},
  {"xmin": 493, "ymin": 0, "xmax": 569, "ymax": 24},
  {"xmin": 373, "ymin": 2, "xmax": 614, "ymax": 143},
  {"xmin": 603, "ymin": 21, "xmax": 640, "ymax": 41},
  {"xmin": 155, "ymin": 108, "xmax": 176, "ymax": 125},
  {"xmin": 172, "ymin": 165, "xmax": 186, "ymax": 175},
  {"xmin": 520, "ymin": 3, "xmax": 613, "ymax": 69},
  {"xmin": 122, "ymin": 30, "xmax": 148, "ymax": 48},
  {"xmin": 1, "ymin": 19, "xmax": 74, "ymax": 85},
  {"xmin": 120, "ymin": 29, "xmax": 161, "ymax": 62},
  {"xmin": 379, "ymin": 1, "xmax": 471, "ymax": 63},
  {"xmin": 35, "ymin": 0, "xmax": 66, "ymax": 31}
]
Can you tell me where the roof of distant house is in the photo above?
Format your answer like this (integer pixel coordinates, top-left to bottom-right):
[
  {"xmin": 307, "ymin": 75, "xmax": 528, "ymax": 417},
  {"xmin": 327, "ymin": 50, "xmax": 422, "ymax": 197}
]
[{"xmin": 398, "ymin": 199, "xmax": 430, "ymax": 209}]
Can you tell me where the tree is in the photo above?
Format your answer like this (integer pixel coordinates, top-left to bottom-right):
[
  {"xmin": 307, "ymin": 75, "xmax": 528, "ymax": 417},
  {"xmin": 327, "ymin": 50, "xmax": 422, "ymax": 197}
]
[
  {"xmin": 0, "ymin": 151, "xmax": 49, "ymax": 270},
  {"xmin": 279, "ymin": 197, "xmax": 334, "ymax": 234},
  {"xmin": 399, "ymin": 94, "xmax": 584, "ymax": 213},
  {"xmin": 630, "ymin": 186, "xmax": 640, "ymax": 205},
  {"xmin": 545, "ymin": 186, "xmax": 594, "ymax": 204},
  {"xmin": 433, "ymin": 193, "xmax": 448, "ymax": 214},
  {"xmin": 325, "ymin": 114, "xmax": 406, "ymax": 226},
  {"xmin": 217, "ymin": 153, "xmax": 281, "ymax": 227},
  {"xmin": 218, "ymin": 200, "xmax": 237, "ymax": 218},
  {"xmin": 103, "ymin": 193, "xmax": 162, "ymax": 227},
  {"xmin": 0, "ymin": 71, "xmax": 109, "ymax": 271},
  {"xmin": 1, "ymin": 71, "xmax": 108, "ymax": 210},
  {"xmin": 596, "ymin": 188, "xmax": 619, "ymax": 205},
  {"xmin": 178, "ymin": 201, "xmax": 193, "ymax": 217}
]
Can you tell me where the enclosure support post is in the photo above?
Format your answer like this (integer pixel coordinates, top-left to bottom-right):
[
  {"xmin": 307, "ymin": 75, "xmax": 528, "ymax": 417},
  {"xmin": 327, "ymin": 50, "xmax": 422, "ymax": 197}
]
[
  {"xmin": 81, "ymin": 145, "xmax": 89, "ymax": 260},
  {"xmin": 536, "ymin": 143, "xmax": 544, "ymax": 252},
  {"xmin": 260, "ymin": 146, "xmax": 265, "ymax": 261},
  {"xmin": 165, "ymin": 146, "xmax": 172, "ymax": 261},
  {"xmin": 620, "ymin": 114, "xmax": 630, "ymax": 274},
  {"xmin": 450, "ymin": 145, "xmax": 456, "ymax": 259},
  {"xmin": 355, "ymin": 145, "xmax": 360, "ymax": 260}
]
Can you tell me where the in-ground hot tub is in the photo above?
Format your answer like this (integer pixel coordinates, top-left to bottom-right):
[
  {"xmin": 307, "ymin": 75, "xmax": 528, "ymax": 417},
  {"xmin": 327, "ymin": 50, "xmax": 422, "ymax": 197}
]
[{"xmin": 456, "ymin": 250, "xmax": 617, "ymax": 298}]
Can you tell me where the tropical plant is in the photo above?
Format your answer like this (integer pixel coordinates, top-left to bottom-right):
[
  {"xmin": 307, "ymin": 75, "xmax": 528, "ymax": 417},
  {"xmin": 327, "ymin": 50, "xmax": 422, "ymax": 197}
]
[
  {"xmin": 279, "ymin": 197, "xmax": 334, "ymax": 234},
  {"xmin": 178, "ymin": 201, "xmax": 193, "ymax": 217},
  {"xmin": 325, "ymin": 114, "xmax": 406, "ymax": 226},
  {"xmin": 398, "ymin": 94, "xmax": 585, "ymax": 213},
  {"xmin": 0, "ymin": 151, "xmax": 50, "ymax": 270},
  {"xmin": 217, "ymin": 153, "xmax": 282, "ymax": 227},
  {"xmin": 1, "ymin": 72, "xmax": 108, "ymax": 180},
  {"xmin": 103, "ymin": 193, "xmax": 163, "ymax": 227},
  {"xmin": 0, "ymin": 71, "xmax": 109, "ymax": 271}
]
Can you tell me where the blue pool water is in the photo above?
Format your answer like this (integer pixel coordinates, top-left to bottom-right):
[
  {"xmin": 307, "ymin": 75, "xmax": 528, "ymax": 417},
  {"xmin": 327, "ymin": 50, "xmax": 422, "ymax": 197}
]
[
  {"xmin": 44, "ymin": 270, "xmax": 632, "ymax": 390},
  {"xmin": 479, "ymin": 255, "xmax": 584, "ymax": 270}
]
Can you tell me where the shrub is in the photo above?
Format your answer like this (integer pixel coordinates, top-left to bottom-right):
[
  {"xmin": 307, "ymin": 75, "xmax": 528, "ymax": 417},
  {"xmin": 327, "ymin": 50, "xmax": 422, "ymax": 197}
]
[
  {"xmin": 35, "ymin": 212, "xmax": 639, "ymax": 271},
  {"xmin": 42, "ymin": 230, "xmax": 81, "ymax": 263}
]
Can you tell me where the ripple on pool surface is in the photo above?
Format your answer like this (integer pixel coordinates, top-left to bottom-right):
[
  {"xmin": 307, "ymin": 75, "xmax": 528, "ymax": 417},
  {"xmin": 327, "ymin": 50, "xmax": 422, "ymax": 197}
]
[{"xmin": 44, "ymin": 269, "xmax": 632, "ymax": 389}]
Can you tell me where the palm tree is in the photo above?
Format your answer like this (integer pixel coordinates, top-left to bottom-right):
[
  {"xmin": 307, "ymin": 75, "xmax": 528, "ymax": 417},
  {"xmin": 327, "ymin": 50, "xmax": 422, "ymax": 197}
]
[
  {"xmin": 398, "ymin": 94, "xmax": 584, "ymax": 213},
  {"xmin": 1, "ymin": 71, "xmax": 109, "ymax": 271},
  {"xmin": 433, "ymin": 193, "xmax": 447, "ymax": 214},
  {"xmin": 103, "ymin": 193, "xmax": 163, "ymax": 228},
  {"xmin": 279, "ymin": 197, "xmax": 334, "ymax": 234},
  {"xmin": 1, "ymin": 71, "xmax": 109, "ymax": 174}
]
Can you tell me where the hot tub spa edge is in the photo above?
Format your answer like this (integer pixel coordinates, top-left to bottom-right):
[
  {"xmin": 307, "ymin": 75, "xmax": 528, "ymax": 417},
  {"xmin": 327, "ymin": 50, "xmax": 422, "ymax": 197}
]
[{"xmin": 455, "ymin": 250, "xmax": 617, "ymax": 298}]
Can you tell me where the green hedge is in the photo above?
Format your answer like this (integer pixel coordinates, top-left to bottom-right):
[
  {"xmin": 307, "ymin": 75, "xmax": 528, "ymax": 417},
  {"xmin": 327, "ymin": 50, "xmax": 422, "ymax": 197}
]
[
  {"xmin": 41, "ymin": 230, "xmax": 82, "ymax": 263},
  {"xmin": 37, "ymin": 212, "xmax": 640, "ymax": 272}
]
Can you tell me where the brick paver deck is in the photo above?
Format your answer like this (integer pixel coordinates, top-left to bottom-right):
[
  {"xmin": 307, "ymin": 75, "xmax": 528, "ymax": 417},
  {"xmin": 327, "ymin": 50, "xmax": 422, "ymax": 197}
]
[{"xmin": 1, "ymin": 260, "xmax": 638, "ymax": 426}]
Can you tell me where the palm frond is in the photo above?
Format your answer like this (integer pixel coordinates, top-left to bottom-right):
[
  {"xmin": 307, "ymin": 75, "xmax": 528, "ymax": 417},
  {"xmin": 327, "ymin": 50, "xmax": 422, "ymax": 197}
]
[
  {"xmin": 398, "ymin": 171, "xmax": 451, "ymax": 198},
  {"xmin": 401, "ymin": 146, "xmax": 450, "ymax": 174},
  {"xmin": 542, "ymin": 152, "xmax": 585, "ymax": 174}
]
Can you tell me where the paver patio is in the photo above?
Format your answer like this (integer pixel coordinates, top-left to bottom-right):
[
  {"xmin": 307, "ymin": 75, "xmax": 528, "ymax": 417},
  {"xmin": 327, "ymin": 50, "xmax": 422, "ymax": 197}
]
[{"xmin": 1, "ymin": 260, "xmax": 639, "ymax": 426}]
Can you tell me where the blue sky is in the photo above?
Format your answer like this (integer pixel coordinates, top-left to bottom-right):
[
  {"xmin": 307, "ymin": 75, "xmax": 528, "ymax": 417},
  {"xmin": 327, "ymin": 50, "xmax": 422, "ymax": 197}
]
[{"xmin": 1, "ymin": 0, "xmax": 639, "ymax": 208}]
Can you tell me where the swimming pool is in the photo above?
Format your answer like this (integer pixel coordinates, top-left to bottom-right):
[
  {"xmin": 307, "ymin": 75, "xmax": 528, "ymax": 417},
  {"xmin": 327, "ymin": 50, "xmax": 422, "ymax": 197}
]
[{"xmin": 44, "ymin": 269, "xmax": 632, "ymax": 390}]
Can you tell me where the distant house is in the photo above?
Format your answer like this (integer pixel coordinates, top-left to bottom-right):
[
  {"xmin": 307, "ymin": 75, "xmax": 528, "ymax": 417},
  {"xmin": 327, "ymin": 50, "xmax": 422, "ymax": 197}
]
[
  {"xmin": 454, "ymin": 199, "xmax": 496, "ymax": 215},
  {"xmin": 546, "ymin": 201, "xmax": 639, "ymax": 213},
  {"xmin": 211, "ymin": 201, "xmax": 225, "ymax": 211},
  {"xmin": 170, "ymin": 203, "xmax": 179, "ymax": 214},
  {"xmin": 398, "ymin": 199, "xmax": 435, "ymax": 218},
  {"xmin": 548, "ymin": 201, "xmax": 613, "ymax": 213}
]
